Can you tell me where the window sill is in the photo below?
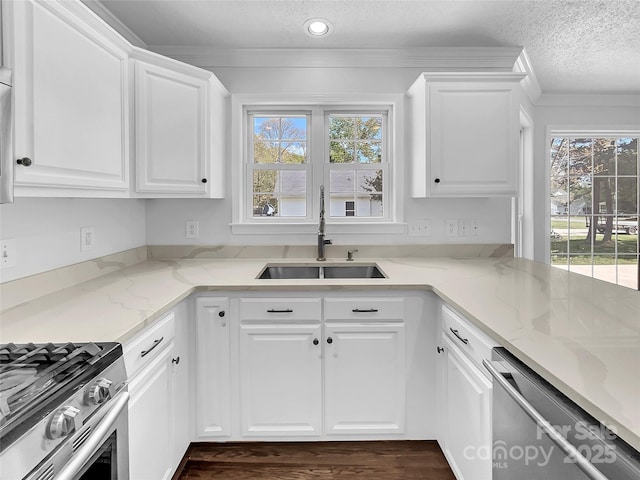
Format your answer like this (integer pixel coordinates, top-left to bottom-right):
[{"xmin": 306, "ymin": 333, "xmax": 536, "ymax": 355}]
[{"xmin": 230, "ymin": 222, "xmax": 406, "ymax": 235}]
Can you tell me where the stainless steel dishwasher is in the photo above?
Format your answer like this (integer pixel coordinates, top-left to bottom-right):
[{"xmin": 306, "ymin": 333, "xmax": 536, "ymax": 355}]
[{"xmin": 484, "ymin": 347, "xmax": 640, "ymax": 480}]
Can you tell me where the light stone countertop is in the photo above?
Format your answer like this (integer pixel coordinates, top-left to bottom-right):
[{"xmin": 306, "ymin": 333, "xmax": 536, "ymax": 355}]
[{"xmin": 0, "ymin": 255, "xmax": 639, "ymax": 452}]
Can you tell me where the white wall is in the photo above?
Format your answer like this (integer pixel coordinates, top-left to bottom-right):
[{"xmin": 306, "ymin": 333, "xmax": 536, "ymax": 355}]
[
  {"xmin": 531, "ymin": 100, "xmax": 640, "ymax": 262},
  {"xmin": 0, "ymin": 198, "xmax": 146, "ymax": 282}
]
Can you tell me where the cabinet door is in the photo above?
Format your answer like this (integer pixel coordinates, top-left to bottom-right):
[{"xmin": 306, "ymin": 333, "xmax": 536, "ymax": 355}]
[
  {"xmin": 239, "ymin": 323, "xmax": 322, "ymax": 436},
  {"xmin": 134, "ymin": 59, "xmax": 209, "ymax": 195},
  {"xmin": 128, "ymin": 343, "xmax": 174, "ymax": 480},
  {"xmin": 194, "ymin": 297, "xmax": 231, "ymax": 437},
  {"xmin": 324, "ymin": 322, "xmax": 406, "ymax": 435},
  {"xmin": 11, "ymin": 0, "xmax": 129, "ymax": 195},
  {"xmin": 408, "ymin": 73, "xmax": 523, "ymax": 197},
  {"xmin": 442, "ymin": 336, "xmax": 492, "ymax": 480}
]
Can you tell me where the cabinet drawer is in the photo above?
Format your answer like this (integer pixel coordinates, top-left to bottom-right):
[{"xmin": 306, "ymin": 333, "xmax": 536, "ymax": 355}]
[
  {"xmin": 324, "ymin": 297, "xmax": 405, "ymax": 321},
  {"xmin": 442, "ymin": 304, "xmax": 496, "ymax": 373},
  {"xmin": 239, "ymin": 298, "xmax": 321, "ymax": 322},
  {"xmin": 124, "ymin": 311, "xmax": 175, "ymax": 379}
]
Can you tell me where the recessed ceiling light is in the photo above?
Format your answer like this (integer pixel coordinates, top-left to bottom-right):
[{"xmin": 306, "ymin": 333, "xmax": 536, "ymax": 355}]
[{"xmin": 304, "ymin": 18, "xmax": 333, "ymax": 37}]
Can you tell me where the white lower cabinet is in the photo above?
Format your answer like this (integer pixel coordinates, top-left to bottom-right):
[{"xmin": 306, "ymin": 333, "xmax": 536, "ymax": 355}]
[
  {"xmin": 438, "ymin": 304, "xmax": 496, "ymax": 480},
  {"xmin": 324, "ymin": 322, "xmax": 405, "ymax": 435},
  {"xmin": 194, "ymin": 297, "xmax": 231, "ymax": 438},
  {"xmin": 128, "ymin": 344, "xmax": 175, "ymax": 480},
  {"xmin": 239, "ymin": 323, "xmax": 322, "ymax": 436},
  {"xmin": 125, "ymin": 305, "xmax": 189, "ymax": 480}
]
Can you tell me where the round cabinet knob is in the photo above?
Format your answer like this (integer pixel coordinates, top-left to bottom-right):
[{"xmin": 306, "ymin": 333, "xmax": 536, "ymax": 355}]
[
  {"xmin": 326, "ymin": 337, "xmax": 333, "ymax": 344},
  {"xmin": 47, "ymin": 405, "xmax": 81, "ymax": 439},
  {"xmin": 434, "ymin": 178, "xmax": 441, "ymax": 184},
  {"xmin": 201, "ymin": 178, "xmax": 208, "ymax": 183},
  {"xmin": 86, "ymin": 378, "xmax": 112, "ymax": 406},
  {"xmin": 16, "ymin": 157, "xmax": 33, "ymax": 167},
  {"xmin": 218, "ymin": 310, "xmax": 225, "ymax": 317},
  {"xmin": 313, "ymin": 338, "xmax": 319, "ymax": 345}
]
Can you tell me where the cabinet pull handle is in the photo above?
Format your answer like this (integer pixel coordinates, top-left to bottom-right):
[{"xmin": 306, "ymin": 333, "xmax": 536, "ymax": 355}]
[
  {"xmin": 267, "ymin": 308, "xmax": 293, "ymax": 313},
  {"xmin": 172, "ymin": 356, "xmax": 180, "ymax": 365},
  {"xmin": 313, "ymin": 338, "xmax": 319, "ymax": 346},
  {"xmin": 17, "ymin": 157, "xmax": 33, "ymax": 167},
  {"xmin": 352, "ymin": 308, "xmax": 378, "ymax": 313},
  {"xmin": 437, "ymin": 346, "xmax": 444, "ymax": 354},
  {"xmin": 449, "ymin": 328, "xmax": 469, "ymax": 345},
  {"xmin": 327, "ymin": 337, "xmax": 333, "ymax": 344},
  {"xmin": 140, "ymin": 336, "xmax": 164, "ymax": 357}
]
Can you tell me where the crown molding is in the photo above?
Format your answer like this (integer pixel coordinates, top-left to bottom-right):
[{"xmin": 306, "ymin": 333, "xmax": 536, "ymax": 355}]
[
  {"xmin": 537, "ymin": 93, "xmax": 640, "ymax": 107},
  {"xmin": 81, "ymin": 0, "xmax": 147, "ymax": 48},
  {"xmin": 514, "ymin": 48, "xmax": 542, "ymax": 104},
  {"xmin": 148, "ymin": 46, "xmax": 524, "ymax": 70}
]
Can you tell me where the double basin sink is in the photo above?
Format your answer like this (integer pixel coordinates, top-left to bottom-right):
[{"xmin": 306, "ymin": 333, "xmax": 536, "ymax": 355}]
[{"xmin": 258, "ymin": 263, "xmax": 386, "ymax": 279}]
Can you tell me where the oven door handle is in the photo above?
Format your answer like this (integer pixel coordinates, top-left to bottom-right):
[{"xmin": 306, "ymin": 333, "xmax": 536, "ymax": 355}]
[
  {"xmin": 483, "ymin": 360, "xmax": 609, "ymax": 480},
  {"xmin": 54, "ymin": 389, "xmax": 129, "ymax": 480}
]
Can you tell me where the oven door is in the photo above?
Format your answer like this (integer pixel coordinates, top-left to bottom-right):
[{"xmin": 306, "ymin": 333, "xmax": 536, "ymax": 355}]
[{"xmin": 26, "ymin": 390, "xmax": 129, "ymax": 480}]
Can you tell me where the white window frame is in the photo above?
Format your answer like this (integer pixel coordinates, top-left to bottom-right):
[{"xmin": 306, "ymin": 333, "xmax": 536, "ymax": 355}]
[{"xmin": 231, "ymin": 94, "xmax": 405, "ymax": 235}]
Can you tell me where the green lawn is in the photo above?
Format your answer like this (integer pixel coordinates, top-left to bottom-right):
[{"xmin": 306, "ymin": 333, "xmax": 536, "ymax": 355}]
[
  {"xmin": 551, "ymin": 233, "xmax": 639, "ymax": 265},
  {"xmin": 551, "ymin": 218, "xmax": 589, "ymax": 229}
]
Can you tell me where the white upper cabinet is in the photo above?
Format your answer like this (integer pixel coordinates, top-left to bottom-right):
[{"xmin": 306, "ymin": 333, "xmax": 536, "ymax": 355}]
[
  {"xmin": 407, "ymin": 73, "xmax": 525, "ymax": 197},
  {"xmin": 131, "ymin": 48, "xmax": 228, "ymax": 197},
  {"xmin": 10, "ymin": 0, "xmax": 130, "ymax": 197}
]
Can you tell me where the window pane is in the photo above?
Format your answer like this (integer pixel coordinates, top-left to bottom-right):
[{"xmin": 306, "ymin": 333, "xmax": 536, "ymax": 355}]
[
  {"xmin": 254, "ymin": 116, "xmax": 307, "ymax": 164},
  {"xmin": 280, "ymin": 142, "xmax": 306, "ymax": 164},
  {"xmin": 569, "ymin": 139, "xmax": 593, "ymax": 176},
  {"xmin": 330, "ymin": 169, "xmax": 355, "ymax": 193},
  {"xmin": 252, "ymin": 170, "xmax": 307, "ymax": 218},
  {"xmin": 330, "ymin": 141, "xmax": 355, "ymax": 163},
  {"xmin": 357, "ymin": 117, "xmax": 382, "ymax": 140},
  {"xmin": 254, "ymin": 141, "xmax": 279, "ymax": 164},
  {"xmin": 357, "ymin": 170, "xmax": 382, "ymax": 193},
  {"xmin": 617, "ymin": 178, "xmax": 638, "ymax": 214},
  {"xmin": 593, "ymin": 138, "xmax": 616, "ymax": 176},
  {"xmin": 329, "ymin": 117, "xmax": 355, "ymax": 140},
  {"xmin": 617, "ymin": 138, "xmax": 638, "ymax": 175},
  {"xmin": 357, "ymin": 142, "xmax": 382, "ymax": 163}
]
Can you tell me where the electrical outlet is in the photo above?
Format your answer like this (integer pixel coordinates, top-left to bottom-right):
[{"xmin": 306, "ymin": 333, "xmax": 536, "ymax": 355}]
[
  {"xmin": 185, "ymin": 220, "xmax": 199, "ymax": 239},
  {"xmin": 458, "ymin": 219, "xmax": 468, "ymax": 237},
  {"xmin": 409, "ymin": 219, "xmax": 432, "ymax": 236},
  {"xmin": 471, "ymin": 220, "xmax": 480, "ymax": 236},
  {"xmin": 81, "ymin": 227, "xmax": 95, "ymax": 252},
  {"xmin": 1, "ymin": 239, "xmax": 16, "ymax": 268},
  {"xmin": 445, "ymin": 219, "xmax": 458, "ymax": 237}
]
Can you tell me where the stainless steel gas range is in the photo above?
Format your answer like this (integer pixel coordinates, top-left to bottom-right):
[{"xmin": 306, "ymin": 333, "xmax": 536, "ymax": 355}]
[{"xmin": 0, "ymin": 342, "xmax": 129, "ymax": 480}]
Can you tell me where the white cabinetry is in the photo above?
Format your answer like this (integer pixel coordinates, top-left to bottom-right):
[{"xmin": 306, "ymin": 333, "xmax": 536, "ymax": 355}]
[
  {"xmin": 407, "ymin": 73, "xmax": 524, "ymax": 197},
  {"xmin": 237, "ymin": 297, "xmax": 322, "ymax": 437},
  {"xmin": 194, "ymin": 296, "xmax": 231, "ymax": 438},
  {"xmin": 10, "ymin": 0, "xmax": 130, "ymax": 197},
  {"xmin": 438, "ymin": 304, "xmax": 496, "ymax": 480},
  {"xmin": 125, "ymin": 305, "xmax": 189, "ymax": 480},
  {"xmin": 131, "ymin": 48, "xmax": 228, "ymax": 197},
  {"xmin": 323, "ymin": 298, "xmax": 406, "ymax": 435}
]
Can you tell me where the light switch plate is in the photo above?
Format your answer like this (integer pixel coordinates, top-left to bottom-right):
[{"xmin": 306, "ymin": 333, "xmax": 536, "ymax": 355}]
[
  {"xmin": 409, "ymin": 219, "xmax": 432, "ymax": 236},
  {"xmin": 1, "ymin": 239, "xmax": 16, "ymax": 268},
  {"xmin": 81, "ymin": 227, "xmax": 95, "ymax": 251},
  {"xmin": 445, "ymin": 219, "xmax": 458, "ymax": 237}
]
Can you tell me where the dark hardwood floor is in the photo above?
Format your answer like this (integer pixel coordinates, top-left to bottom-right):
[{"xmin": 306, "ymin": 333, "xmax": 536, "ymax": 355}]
[{"xmin": 174, "ymin": 441, "xmax": 456, "ymax": 479}]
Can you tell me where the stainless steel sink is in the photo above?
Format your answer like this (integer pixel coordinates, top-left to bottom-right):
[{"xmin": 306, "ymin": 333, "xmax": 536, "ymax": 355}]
[
  {"xmin": 258, "ymin": 265, "xmax": 320, "ymax": 279},
  {"xmin": 258, "ymin": 264, "xmax": 386, "ymax": 279},
  {"xmin": 322, "ymin": 265, "xmax": 385, "ymax": 278}
]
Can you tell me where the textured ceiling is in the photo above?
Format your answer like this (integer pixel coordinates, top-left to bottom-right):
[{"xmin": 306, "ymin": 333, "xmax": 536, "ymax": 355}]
[{"xmin": 96, "ymin": 0, "xmax": 640, "ymax": 94}]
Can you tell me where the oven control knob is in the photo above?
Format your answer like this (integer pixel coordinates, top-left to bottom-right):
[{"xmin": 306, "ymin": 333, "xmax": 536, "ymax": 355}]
[
  {"xmin": 86, "ymin": 378, "xmax": 113, "ymax": 405},
  {"xmin": 47, "ymin": 405, "xmax": 81, "ymax": 439}
]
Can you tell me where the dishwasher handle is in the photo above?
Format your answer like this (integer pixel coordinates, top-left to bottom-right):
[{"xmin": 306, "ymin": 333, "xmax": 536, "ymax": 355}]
[{"xmin": 483, "ymin": 359, "xmax": 610, "ymax": 480}]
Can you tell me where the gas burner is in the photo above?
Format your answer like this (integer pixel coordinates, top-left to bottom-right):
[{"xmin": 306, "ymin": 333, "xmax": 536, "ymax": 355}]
[{"xmin": 0, "ymin": 342, "xmax": 124, "ymax": 454}]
